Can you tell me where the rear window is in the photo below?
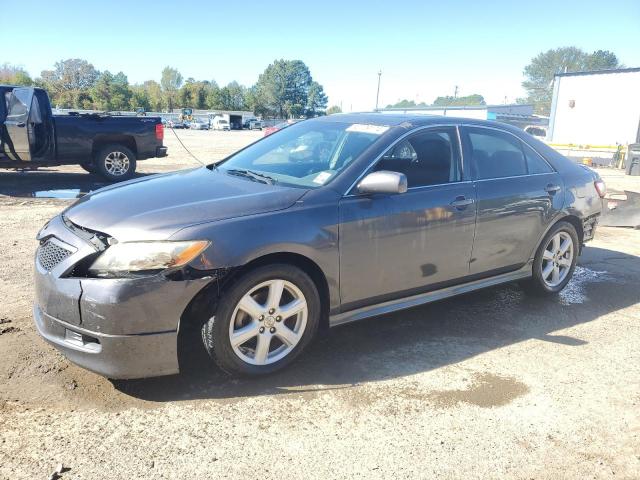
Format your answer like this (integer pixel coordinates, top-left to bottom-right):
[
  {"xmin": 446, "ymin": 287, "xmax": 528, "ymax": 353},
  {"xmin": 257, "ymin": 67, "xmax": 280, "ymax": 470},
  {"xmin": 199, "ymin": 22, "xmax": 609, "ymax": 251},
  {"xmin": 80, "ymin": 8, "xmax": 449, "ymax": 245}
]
[{"xmin": 468, "ymin": 128, "xmax": 527, "ymax": 179}]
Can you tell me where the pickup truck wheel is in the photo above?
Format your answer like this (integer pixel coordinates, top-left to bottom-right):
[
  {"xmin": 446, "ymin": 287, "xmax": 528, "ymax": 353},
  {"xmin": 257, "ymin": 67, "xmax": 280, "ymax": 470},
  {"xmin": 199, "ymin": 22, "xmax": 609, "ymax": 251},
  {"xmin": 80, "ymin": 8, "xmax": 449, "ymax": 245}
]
[
  {"xmin": 201, "ymin": 264, "xmax": 320, "ymax": 376},
  {"xmin": 95, "ymin": 144, "xmax": 136, "ymax": 181}
]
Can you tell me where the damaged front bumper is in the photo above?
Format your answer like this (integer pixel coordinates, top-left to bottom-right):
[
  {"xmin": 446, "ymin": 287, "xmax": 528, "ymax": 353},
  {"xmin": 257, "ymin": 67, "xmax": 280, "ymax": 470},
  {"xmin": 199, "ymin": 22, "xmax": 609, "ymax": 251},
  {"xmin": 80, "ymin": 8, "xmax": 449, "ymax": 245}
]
[{"xmin": 33, "ymin": 215, "xmax": 211, "ymax": 379}]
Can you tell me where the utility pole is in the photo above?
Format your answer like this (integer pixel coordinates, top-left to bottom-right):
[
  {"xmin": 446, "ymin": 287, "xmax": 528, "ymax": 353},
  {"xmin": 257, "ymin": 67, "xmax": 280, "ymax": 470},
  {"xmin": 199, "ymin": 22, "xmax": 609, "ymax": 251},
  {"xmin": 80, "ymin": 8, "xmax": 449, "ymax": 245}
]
[
  {"xmin": 375, "ymin": 70, "xmax": 382, "ymax": 111},
  {"xmin": 454, "ymin": 85, "xmax": 459, "ymax": 99}
]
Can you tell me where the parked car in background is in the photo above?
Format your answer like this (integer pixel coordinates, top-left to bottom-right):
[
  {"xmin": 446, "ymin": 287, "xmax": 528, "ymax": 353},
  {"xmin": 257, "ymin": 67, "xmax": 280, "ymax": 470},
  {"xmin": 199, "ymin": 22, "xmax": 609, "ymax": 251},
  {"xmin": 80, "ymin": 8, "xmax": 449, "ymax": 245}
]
[
  {"xmin": 189, "ymin": 119, "xmax": 209, "ymax": 130},
  {"xmin": 1, "ymin": 85, "xmax": 167, "ymax": 181},
  {"xmin": 263, "ymin": 119, "xmax": 298, "ymax": 137},
  {"xmin": 524, "ymin": 125, "xmax": 548, "ymax": 139},
  {"xmin": 249, "ymin": 119, "xmax": 263, "ymax": 130},
  {"xmin": 243, "ymin": 118, "xmax": 263, "ymax": 130},
  {"xmin": 167, "ymin": 119, "xmax": 187, "ymax": 129},
  {"xmin": 212, "ymin": 117, "xmax": 230, "ymax": 131},
  {"xmin": 33, "ymin": 113, "xmax": 605, "ymax": 380}
]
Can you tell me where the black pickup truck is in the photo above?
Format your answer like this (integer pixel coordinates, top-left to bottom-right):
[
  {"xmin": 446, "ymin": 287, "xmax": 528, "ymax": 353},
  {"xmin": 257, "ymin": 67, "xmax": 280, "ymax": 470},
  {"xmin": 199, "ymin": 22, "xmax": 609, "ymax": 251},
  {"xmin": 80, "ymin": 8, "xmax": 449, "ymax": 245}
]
[{"xmin": 0, "ymin": 86, "xmax": 167, "ymax": 181}]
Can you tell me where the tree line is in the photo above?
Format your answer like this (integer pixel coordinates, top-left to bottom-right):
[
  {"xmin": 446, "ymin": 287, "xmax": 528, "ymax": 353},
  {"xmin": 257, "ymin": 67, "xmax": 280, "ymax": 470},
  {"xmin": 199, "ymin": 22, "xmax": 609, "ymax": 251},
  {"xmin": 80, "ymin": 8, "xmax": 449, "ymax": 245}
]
[
  {"xmin": 0, "ymin": 47, "xmax": 623, "ymax": 118},
  {"xmin": 0, "ymin": 59, "xmax": 329, "ymax": 118}
]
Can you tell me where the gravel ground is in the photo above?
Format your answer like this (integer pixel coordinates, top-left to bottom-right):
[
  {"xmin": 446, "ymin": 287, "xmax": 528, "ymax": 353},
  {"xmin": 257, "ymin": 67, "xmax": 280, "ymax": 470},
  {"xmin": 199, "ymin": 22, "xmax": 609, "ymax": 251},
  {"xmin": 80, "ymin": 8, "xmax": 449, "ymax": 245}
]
[{"xmin": 1, "ymin": 130, "xmax": 639, "ymax": 479}]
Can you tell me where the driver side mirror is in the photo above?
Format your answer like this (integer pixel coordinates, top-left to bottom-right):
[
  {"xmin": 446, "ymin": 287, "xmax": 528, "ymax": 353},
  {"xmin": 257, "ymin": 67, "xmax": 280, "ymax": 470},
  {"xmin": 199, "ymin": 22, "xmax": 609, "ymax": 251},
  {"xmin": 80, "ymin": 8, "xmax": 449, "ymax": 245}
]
[{"xmin": 357, "ymin": 171, "xmax": 408, "ymax": 195}]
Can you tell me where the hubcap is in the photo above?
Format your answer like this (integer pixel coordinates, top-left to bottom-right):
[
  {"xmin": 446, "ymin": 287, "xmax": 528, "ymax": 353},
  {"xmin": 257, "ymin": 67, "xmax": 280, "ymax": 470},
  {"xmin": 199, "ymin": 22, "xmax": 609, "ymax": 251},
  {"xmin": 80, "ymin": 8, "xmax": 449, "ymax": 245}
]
[
  {"xmin": 228, "ymin": 279, "xmax": 308, "ymax": 366},
  {"xmin": 104, "ymin": 151, "xmax": 130, "ymax": 176},
  {"xmin": 541, "ymin": 231, "xmax": 574, "ymax": 287}
]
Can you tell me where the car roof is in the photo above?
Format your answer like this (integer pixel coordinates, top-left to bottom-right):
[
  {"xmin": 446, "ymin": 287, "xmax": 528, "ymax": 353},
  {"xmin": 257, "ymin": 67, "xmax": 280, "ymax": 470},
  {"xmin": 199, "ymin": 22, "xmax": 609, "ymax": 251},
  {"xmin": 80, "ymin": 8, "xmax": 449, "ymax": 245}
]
[{"xmin": 314, "ymin": 112, "xmax": 523, "ymax": 132}]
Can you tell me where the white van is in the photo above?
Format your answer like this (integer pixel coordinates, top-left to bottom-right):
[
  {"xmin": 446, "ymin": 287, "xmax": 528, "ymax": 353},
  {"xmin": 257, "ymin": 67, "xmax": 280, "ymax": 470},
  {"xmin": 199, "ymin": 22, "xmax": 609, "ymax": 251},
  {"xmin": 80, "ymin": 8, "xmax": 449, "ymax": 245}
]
[{"xmin": 212, "ymin": 117, "xmax": 230, "ymax": 131}]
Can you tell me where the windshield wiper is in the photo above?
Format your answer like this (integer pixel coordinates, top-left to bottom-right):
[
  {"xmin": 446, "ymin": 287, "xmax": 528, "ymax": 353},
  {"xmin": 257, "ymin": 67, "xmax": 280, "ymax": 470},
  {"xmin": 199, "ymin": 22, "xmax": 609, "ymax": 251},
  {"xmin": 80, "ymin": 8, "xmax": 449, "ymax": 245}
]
[{"xmin": 225, "ymin": 169, "xmax": 276, "ymax": 185}]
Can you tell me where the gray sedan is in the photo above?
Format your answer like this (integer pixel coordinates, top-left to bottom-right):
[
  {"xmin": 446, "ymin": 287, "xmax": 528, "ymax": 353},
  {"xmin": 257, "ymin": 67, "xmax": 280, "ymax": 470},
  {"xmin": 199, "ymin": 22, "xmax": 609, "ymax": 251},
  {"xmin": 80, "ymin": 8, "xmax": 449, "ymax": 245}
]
[{"xmin": 33, "ymin": 114, "xmax": 605, "ymax": 378}]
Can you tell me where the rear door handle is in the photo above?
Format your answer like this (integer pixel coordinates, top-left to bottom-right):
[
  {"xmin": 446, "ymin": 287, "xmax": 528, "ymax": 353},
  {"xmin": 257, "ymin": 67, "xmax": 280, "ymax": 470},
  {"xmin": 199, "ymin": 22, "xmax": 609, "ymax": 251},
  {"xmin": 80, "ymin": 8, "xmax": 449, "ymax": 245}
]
[
  {"xmin": 450, "ymin": 196, "xmax": 475, "ymax": 209},
  {"xmin": 545, "ymin": 184, "xmax": 561, "ymax": 194},
  {"xmin": 16, "ymin": 122, "xmax": 26, "ymax": 128}
]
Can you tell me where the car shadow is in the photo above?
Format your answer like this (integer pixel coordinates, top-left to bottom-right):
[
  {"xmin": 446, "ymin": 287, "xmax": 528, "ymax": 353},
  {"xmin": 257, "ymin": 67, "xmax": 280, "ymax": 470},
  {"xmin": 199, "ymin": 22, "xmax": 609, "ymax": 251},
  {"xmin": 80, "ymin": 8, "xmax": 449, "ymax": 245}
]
[
  {"xmin": 0, "ymin": 169, "xmax": 155, "ymax": 198},
  {"xmin": 112, "ymin": 245, "xmax": 639, "ymax": 403}
]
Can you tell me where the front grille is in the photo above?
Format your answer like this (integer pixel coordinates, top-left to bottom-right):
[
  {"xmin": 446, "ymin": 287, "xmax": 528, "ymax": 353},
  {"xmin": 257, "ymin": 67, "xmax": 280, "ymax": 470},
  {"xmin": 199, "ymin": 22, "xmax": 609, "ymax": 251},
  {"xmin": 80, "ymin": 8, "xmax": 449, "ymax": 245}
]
[{"xmin": 37, "ymin": 240, "xmax": 73, "ymax": 272}]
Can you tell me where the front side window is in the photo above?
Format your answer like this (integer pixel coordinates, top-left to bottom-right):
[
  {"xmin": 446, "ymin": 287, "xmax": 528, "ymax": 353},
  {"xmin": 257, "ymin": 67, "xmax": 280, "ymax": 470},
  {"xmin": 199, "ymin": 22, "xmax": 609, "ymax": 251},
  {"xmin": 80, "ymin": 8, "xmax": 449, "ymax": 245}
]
[
  {"xmin": 374, "ymin": 127, "xmax": 461, "ymax": 188},
  {"xmin": 217, "ymin": 121, "xmax": 385, "ymax": 188}
]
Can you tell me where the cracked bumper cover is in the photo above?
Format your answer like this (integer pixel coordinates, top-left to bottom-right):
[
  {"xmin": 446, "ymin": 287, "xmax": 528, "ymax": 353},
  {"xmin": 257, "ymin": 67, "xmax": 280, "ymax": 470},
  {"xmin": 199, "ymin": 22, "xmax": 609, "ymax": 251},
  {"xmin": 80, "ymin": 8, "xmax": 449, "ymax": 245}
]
[{"xmin": 33, "ymin": 215, "xmax": 212, "ymax": 379}]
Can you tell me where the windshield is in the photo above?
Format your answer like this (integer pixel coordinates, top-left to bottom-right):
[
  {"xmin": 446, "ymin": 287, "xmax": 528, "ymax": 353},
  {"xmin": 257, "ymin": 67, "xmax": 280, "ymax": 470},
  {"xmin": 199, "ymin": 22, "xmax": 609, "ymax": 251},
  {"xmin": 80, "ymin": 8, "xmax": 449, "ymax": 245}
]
[{"xmin": 217, "ymin": 120, "xmax": 387, "ymax": 188}]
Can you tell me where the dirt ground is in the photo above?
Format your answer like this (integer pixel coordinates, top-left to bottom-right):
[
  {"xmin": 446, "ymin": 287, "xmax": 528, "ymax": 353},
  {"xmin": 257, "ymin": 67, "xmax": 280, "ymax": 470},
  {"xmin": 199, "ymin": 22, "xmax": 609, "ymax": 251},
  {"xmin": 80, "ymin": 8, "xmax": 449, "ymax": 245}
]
[{"xmin": 1, "ymin": 130, "xmax": 639, "ymax": 479}]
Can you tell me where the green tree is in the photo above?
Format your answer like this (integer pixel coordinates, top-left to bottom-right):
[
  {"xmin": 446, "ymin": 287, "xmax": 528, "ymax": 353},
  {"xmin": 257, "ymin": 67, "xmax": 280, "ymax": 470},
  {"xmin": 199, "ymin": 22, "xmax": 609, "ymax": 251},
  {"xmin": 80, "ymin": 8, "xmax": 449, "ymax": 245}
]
[
  {"xmin": 386, "ymin": 99, "xmax": 420, "ymax": 108},
  {"xmin": 219, "ymin": 81, "xmax": 246, "ymax": 110},
  {"xmin": 160, "ymin": 66, "xmax": 183, "ymax": 112},
  {"xmin": 205, "ymin": 81, "xmax": 222, "ymax": 109},
  {"xmin": 0, "ymin": 64, "xmax": 33, "ymax": 86},
  {"xmin": 306, "ymin": 81, "xmax": 328, "ymax": 116},
  {"xmin": 39, "ymin": 58, "xmax": 99, "ymax": 108},
  {"xmin": 178, "ymin": 78, "xmax": 209, "ymax": 109},
  {"xmin": 129, "ymin": 84, "xmax": 151, "ymax": 111},
  {"xmin": 522, "ymin": 47, "xmax": 621, "ymax": 114},
  {"xmin": 254, "ymin": 59, "xmax": 320, "ymax": 118},
  {"xmin": 326, "ymin": 105, "xmax": 342, "ymax": 115},
  {"xmin": 432, "ymin": 94, "xmax": 485, "ymax": 106},
  {"xmin": 143, "ymin": 80, "xmax": 165, "ymax": 112},
  {"xmin": 90, "ymin": 71, "xmax": 132, "ymax": 111}
]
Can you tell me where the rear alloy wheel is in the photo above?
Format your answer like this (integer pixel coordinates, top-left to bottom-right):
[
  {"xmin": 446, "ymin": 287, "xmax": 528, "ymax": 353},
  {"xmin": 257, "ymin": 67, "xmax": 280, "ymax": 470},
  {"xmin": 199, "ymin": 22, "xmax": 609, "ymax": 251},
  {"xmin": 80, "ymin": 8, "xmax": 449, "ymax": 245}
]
[
  {"xmin": 95, "ymin": 144, "xmax": 137, "ymax": 182},
  {"xmin": 525, "ymin": 221, "xmax": 579, "ymax": 294},
  {"xmin": 202, "ymin": 264, "xmax": 320, "ymax": 376}
]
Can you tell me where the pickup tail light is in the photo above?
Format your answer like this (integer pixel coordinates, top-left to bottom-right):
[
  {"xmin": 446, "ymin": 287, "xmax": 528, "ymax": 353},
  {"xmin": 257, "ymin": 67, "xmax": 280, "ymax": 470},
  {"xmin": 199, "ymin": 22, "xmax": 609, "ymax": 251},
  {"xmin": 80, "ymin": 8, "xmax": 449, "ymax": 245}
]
[
  {"xmin": 155, "ymin": 123, "xmax": 164, "ymax": 141},
  {"xmin": 594, "ymin": 179, "xmax": 606, "ymax": 198}
]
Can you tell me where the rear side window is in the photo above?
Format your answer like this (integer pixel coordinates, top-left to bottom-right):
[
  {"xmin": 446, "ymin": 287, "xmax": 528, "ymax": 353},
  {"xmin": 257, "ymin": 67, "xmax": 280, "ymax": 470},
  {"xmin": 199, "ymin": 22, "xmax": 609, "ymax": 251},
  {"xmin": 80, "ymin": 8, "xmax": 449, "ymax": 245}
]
[
  {"xmin": 522, "ymin": 142, "xmax": 554, "ymax": 174},
  {"xmin": 467, "ymin": 128, "xmax": 527, "ymax": 179},
  {"xmin": 374, "ymin": 127, "xmax": 460, "ymax": 188}
]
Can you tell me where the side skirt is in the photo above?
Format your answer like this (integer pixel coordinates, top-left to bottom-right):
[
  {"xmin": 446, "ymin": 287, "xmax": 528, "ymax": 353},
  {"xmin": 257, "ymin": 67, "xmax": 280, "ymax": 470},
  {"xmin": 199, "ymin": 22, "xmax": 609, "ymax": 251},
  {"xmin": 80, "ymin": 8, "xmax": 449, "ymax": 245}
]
[{"xmin": 329, "ymin": 261, "xmax": 533, "ymax": 327}]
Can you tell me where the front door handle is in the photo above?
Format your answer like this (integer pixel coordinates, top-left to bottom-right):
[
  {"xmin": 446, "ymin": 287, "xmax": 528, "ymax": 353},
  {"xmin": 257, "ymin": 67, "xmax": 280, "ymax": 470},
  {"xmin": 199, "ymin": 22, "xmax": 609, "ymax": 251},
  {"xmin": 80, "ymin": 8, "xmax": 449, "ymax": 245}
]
[
  {"xmin": 450, "ymin": 196, "xmax": 475, "ymax": 209},
  {"xmin": 16, "ymin": 122, "xmax": 26, "ymax": 128},
  {"xmin": 545, "ymin": 184, "xmax": 561, "ymax": 194}
]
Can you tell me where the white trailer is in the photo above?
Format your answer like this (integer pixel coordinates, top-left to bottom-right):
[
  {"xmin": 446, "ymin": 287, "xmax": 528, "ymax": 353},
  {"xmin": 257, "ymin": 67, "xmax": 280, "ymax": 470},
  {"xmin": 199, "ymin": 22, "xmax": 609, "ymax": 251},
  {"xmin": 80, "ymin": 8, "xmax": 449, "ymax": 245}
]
[{"xmin": 548, "ymin": 68, "xmax": 640, "ymax": 147}]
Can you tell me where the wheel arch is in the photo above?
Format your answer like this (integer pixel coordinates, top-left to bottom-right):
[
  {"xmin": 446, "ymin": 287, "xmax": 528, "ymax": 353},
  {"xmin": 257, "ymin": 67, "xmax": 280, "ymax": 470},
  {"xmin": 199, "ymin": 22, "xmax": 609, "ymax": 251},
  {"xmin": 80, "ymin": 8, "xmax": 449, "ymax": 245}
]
[
  {"xmin": 531, "ymin": 213, "xmax": 585, "ymax": 260},
  {"xmin": 179, "ymin": 251, "xmax": 331, "ymax": 334},
  {"xmin": 92, "ymin": 136, "xmax": 138, "ymax": 159}
]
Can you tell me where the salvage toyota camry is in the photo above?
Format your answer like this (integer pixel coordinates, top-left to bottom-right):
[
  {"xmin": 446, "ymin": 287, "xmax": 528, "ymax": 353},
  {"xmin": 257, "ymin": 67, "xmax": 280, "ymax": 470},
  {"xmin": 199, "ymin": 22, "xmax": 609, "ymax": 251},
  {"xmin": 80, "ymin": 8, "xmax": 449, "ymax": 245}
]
[{"xmin": 33, "ymin": 114, "xmax": 605, "ymax": 378}]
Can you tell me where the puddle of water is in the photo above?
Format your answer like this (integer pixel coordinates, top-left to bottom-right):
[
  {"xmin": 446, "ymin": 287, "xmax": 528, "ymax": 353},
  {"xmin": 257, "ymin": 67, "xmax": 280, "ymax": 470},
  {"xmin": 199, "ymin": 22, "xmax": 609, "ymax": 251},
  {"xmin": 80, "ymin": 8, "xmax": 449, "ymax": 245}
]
[
  {"xmin": 428, "ymin": 372, "xmax": 529, "ymax": 408},
  {"xmin": 30, "ymin": 189, "xmax": 91, "ymax": 199},
  {"xmin": 559, "ymin": 266, "xmax": 616, "ymax": 305}
]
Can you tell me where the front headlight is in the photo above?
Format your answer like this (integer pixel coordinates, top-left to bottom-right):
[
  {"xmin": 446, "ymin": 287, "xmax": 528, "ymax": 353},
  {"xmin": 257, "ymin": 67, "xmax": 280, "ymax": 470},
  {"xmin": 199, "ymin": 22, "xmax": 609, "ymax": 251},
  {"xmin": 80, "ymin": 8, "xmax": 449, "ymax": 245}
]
[{"xmin": 88, "ymin": 240, "xmax": 210, "ymax": 277}]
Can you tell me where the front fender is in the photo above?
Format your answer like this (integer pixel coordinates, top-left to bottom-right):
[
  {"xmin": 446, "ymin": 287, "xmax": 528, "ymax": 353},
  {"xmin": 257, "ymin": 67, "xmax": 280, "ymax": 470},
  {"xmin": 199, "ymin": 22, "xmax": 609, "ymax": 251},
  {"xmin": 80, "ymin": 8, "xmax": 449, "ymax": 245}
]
[{"xmin": 170, "ymin": 199, "xmax": 341, "ymax": 311}]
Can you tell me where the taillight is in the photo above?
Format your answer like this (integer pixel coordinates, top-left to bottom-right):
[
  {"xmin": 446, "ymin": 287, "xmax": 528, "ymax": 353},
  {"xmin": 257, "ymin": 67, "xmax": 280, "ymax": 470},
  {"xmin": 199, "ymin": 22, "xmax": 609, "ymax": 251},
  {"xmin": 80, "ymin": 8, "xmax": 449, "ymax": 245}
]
[
  {"xmin": 594, "ymin": 179, "xmax": 606, "ymax": 198},
  {"xmin": 155, "ymin": 124, "xmax": 164, "ymax": 140}
]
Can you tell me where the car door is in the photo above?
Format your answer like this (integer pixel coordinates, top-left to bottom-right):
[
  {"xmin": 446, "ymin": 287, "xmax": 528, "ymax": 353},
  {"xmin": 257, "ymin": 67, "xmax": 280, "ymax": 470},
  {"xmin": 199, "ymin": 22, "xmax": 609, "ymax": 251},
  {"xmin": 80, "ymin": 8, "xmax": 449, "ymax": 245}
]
[
  {"xmin": 338, "ymin": 126, "xmax": 477, "ymax": 310},
  {"xmin": 460, "ymin": 125, "xmax": 564, "ymax": 275},
  {"xmin": 3, "ymin": 87, "xmax": 34, "ymax": 161}
]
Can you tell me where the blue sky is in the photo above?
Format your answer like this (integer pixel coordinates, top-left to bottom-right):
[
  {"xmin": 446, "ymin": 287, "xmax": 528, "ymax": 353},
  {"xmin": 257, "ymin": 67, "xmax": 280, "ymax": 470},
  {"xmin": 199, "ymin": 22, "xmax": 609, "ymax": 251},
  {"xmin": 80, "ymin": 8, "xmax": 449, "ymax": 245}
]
[{"xmin": 2, "ymin": 0, "xmax": 639, "ymax": 110}]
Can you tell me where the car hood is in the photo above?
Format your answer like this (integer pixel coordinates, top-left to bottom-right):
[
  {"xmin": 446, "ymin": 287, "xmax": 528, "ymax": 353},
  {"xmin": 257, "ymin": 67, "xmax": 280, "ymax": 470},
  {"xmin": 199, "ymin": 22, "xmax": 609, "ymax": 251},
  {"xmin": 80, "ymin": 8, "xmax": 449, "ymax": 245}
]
[{"xmin": 64, "ymin": 167, "xmax": 307, "ymax": 241}]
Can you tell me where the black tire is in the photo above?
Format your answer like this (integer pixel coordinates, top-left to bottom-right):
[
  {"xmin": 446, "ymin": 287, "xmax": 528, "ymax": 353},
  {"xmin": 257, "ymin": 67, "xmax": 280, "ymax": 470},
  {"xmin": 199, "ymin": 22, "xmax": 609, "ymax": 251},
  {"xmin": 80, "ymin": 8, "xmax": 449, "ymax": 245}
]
[
  {"xmin": 80, "ymin": 163, "xmax": 96, "ymax": 174},
  {"xmin": 202, "ymin": 264, "xmax": 321, "ymax": 376},
  {"xmin": 94, "ymin": 144, "xmax": 137, "ymax": 182},
  {"xmin": 523, "ymin": 221, "xmax": 579, "ymax": 295}
]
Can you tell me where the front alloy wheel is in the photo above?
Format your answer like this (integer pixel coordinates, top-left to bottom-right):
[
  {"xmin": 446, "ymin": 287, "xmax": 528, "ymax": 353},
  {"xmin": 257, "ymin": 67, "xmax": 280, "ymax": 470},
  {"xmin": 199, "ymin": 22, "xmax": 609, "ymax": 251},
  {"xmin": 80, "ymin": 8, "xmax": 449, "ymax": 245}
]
[
  {"xmin": 202, "ymin": 264, "xmax": 320, "ymax": 376},
  {"xmin": 229, "ymin": 279, "xmax": 308, "ymax": 365}
]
